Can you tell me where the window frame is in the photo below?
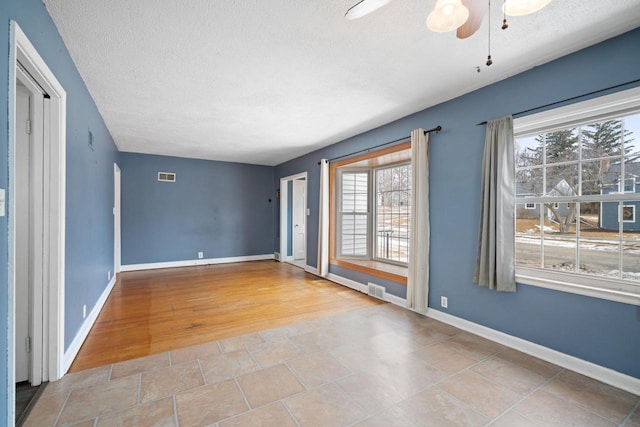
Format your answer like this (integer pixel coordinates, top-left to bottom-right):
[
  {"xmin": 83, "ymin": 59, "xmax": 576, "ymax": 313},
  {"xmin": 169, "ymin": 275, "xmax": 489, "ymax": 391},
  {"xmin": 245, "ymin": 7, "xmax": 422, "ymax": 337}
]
[
  {"xmin": 513, "ymin": 86, "xmax": 640, "ymax": 306},
  {"xmin": 336, "ymin": 168, "xmax": 372, "ymax": 260},
  {"xmin": 329, "ymin": 141, "xmax": 411, "ymax": 284},
  {"xmin": 372, "ymin": 162, "xmax": 411, "ymax": 266}
]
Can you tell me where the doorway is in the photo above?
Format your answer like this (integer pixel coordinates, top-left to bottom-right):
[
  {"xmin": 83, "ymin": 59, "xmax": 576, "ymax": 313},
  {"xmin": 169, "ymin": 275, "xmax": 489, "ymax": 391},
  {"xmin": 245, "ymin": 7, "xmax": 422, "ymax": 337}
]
[
  {"xmin": 114, "ymin": 163, "xmax": 121, "ymax": 276},
  {"xmin": 279, "ymin": 172, "xmax": 307, "ymax": 269},
  {"xmin": 8, "ymin": 21, "xmax": 67, "ymax": 426}
]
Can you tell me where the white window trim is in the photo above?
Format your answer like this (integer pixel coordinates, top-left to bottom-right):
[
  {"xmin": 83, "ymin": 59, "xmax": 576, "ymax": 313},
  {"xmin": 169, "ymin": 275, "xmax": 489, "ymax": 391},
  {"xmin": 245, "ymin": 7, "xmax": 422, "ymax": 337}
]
[
  {"xmin": 514, "ymin": 86, "xmax": 640, "ymax": 306},
  {"xmin": 620, "ymin": 177, "xmax": 636, "ymax": 193},
  {"xmin": 524, "ymin": 202, "xmax": 536, "ymax": 209}
]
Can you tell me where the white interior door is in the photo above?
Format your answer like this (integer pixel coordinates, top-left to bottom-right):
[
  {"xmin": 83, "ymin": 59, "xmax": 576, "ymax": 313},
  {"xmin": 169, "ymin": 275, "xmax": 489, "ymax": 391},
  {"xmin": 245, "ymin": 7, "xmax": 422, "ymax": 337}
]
[
  {"xmin": 15, "ymin": 83, "xmax": 31, "ymax": 383},
  {"xmin": 292, "ymin": 179, "xmax": 306, "ymax": 261},
  {"xmin": 114, "ymin": 164, "xmax": 121, "ymax": 274}
]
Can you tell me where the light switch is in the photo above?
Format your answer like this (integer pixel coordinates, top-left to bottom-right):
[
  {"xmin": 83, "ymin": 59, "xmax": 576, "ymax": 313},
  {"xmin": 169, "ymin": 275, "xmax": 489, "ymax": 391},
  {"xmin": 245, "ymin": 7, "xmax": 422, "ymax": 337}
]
[{"xmin": 0, "ymin": 189, "xmax": 5, "ymax": 217}]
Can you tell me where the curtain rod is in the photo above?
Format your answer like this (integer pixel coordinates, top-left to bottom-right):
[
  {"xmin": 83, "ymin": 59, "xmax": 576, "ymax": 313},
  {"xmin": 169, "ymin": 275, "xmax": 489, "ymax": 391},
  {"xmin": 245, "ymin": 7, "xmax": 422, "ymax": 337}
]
[
  {"xmin": 476, "ymin": 78, "xmax": 640, "ymax": 126},
  {"xmin": 318, "ymin": 125, "xmax": 442, "ymax": 165}
]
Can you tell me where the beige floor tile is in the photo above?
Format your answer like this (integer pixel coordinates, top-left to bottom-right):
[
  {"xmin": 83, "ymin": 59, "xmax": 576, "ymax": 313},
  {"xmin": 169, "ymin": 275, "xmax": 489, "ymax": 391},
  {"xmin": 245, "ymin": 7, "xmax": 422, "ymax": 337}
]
[
  {"xmin": 287, "ymin": 351, "xmax": 351, "ymax": 388},
  {"xmin": 96, "ymin": 396, "xmax": 175, "ymax": 427},
  {"xmin": 170, "ymin": 340, "xmax": 220, "ymax": 365},
  {"xmin": 514, "ymin": 390, "xmax": 615, "ymax": 426},
  {"xmin": 369, "ymin": 356, "xmax": 449, "ymax": 399},
  {"xmin": 219, "ymin": 333, "xmax": 265, "ymax": 352},
  {"xmin": 286, "ymin": 383, "xmax": 367, "ymax": 427},
  {"xmin": 140, "ymin": 360, "xmax": 204, "ymax": 403},
  {"xmin": 489, "ymin": 410, "xmax": 540, "ymax": 427},
  {"xmin": 336, "ymin": 372, "xmax": 405, "ymax": 414},
  {"xmin": 353, "ymin": 408, "xmax": 420, "ymax": 427},
  {"xmin": 421, "ymin": 318, "xmax": 464, "ymax": 337},
  {"xmin": 23, "ymin": 391, "xmax": 68, "ymax": 427},
  {"xmin": 175, "ymin": 379, "xmax": 248, "ymax": 426},
  {"xmin": 441, "ymin": 333, "xmax": 505, "ymax": 362},
  {"xmin": 439, "ymin": 370, "xmax": 524, "ymax": 418},
  {"xmin": 219, "ymin": 402, "xmax": 297, "ymax": 427},
  {"xmin": 366, "ymin": 331, "xmax": 429, "ymax": 359},
  {"xmin": 110, "ymin": 353, "xmax": 170, "ymax": 380},
  {"xmin": 493, "ymin": 349, "xmax": 562, "ymax": 379},
  {"xmin": 66, "ymin": 420, "xmax": 96, "ymax": 427},
  {"xmin": 237, "ymin": 364, "xmax": 305, "ymax": 408},
  {"xmin": 397, "ymin": 386, "xmax": 490, "ymax": 427},
  {"xmin": 249, "ymin": 338, "xmax": 304, "ymax": 368},
  {"xmin": 398, "ymin": 327, "xmax": 453, "ymax": 347},
  {"xmin": 200, "ymin": 350, "xmax": 259, "ymax": 384},
  {"xmin": 57, "ymin": 375, "xmax": 139, "ymax": 425},
  {"xmin": 43, "ymin": 365, "xmax": 110, "ymax": 397},
  {"xmin": 259, "ymin": 322, "xmax": 315, "ymax": 342},
  {"xmin": 328, "ymin": 341, "xmax": 387, "ymax": 372},
  {"xmin": 543, "ymin": 371, "xmax": 638, "ymax": 423},
  {"xmin": 289, "ymin": 329, "xmax": 341, "ymax": 353},
  {"xmin": 412, "ymin": 342, "xmax": 477, "ymax": 374},
  {"xmin": 471, "ymin": 355, "xmax": 549, "ymax": 395}
]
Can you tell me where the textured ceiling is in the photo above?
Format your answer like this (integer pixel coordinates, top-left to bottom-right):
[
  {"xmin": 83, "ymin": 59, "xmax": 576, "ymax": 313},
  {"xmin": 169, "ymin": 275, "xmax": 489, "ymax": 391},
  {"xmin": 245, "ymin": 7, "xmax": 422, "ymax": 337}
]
[{"xmin": 44, "ymin": 0, "xmax": 640, "ymax": 165}]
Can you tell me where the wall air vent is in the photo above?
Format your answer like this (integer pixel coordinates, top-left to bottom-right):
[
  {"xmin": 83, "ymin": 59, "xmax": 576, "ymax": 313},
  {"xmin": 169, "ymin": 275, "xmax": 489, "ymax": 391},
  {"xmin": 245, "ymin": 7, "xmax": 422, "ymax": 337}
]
[
  {"xmin": 367, "ymin": 283, "xmax": 386, "ymax": 300},
  {"xmin": 157, "ymin": 172, "xmax": 176, "ymax": 182}
]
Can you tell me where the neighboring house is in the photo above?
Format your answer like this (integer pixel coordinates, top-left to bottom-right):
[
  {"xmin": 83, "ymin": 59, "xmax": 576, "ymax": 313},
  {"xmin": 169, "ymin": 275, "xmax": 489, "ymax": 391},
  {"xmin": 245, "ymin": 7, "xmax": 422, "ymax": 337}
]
[
  {"xmin": 516, "ymin": 179, "xmax": 574, "ymax": 220},
  {"xmin": 600, "ymin": 162, "xmax": 640, "ymax": 231}
]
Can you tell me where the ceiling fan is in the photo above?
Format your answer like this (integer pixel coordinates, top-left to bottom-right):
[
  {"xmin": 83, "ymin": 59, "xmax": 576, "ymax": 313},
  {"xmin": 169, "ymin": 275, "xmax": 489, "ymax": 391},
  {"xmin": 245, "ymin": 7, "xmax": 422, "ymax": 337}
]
[
  {"xmin": 345, "ymin": 0, "xmax": 552, "ymax": 65},
  {"xmin": 346, "ymin": 0, "xmax": 551, "ymax": 38}
]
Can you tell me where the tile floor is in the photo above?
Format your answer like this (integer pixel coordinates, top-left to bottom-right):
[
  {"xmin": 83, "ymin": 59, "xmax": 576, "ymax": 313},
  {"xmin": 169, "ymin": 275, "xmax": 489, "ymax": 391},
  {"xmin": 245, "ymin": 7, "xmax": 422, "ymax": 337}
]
[{"xmin": 25, "ymin": 303, "xmax": 640, "ymax": 427}]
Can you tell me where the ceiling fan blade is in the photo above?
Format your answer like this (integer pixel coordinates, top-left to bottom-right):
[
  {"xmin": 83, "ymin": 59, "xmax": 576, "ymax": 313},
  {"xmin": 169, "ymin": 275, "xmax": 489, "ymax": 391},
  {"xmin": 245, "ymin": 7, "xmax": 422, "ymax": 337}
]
[{"xmin": 457, "ymin": 0, "xmax": 486, "ymax": 39}]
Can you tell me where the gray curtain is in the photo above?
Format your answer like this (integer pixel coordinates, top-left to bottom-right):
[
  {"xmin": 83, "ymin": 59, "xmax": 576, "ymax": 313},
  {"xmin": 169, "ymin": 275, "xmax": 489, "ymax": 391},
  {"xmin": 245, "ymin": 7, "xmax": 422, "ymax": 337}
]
[
  {"xmin": 474, "ymin": 116, "xmax": 516, "ymax": 292},
  {"xmin": 407, "ymin": 129, "xmax": 430, "ymax": 311}
]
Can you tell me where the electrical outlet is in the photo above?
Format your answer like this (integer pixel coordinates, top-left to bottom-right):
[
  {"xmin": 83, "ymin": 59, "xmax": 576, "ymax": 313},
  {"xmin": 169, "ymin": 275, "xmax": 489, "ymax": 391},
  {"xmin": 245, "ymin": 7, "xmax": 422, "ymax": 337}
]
[
  {"xmin": 108, "ymin": 270, "xmax": 111, "ymax": 281},
  {"xmin": 198, "ymin": 252, "xmax": 204, "ymax": 259},
  {"xmin": 440, "ymin": 296, "xmax": 448, "ymax": 309},
  {"xmin": 83, "ymin": 304, "xmax": 87, "ymax": 319}
]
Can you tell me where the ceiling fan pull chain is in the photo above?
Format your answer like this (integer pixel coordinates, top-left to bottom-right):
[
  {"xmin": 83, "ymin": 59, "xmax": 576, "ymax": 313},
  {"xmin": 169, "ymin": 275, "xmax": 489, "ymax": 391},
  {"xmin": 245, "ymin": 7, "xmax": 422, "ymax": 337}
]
[
  {"xmin": 486, "ymin": 0, "xmax": 493, "ymax": 66},
  {"xmin": 502, "ymin": 0, "xmax": 509, "ymax": 29}
]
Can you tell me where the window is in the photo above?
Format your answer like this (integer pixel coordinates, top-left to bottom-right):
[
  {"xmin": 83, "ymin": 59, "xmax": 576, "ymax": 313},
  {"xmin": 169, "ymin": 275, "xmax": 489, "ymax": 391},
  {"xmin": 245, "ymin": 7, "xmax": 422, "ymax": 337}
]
[
  {"xmin": 374, "ymin": 164, "xmax": 411, "ymax": 264},
  {"xmin": 514, "ymin": 87, "xmax": 640, "ymax": 305},
  {"xmin": 621, "ymin": 205, "xmax": 636, "ymax": 223},
  {"xmin": 330, "ymin": 142, "xmax": 411, "ymax": 283},
  {"xmin": 525, "ymin": 202, "xmax": 536, "ymax": 209},
  {"xmin": 338, "ymin": 171, "xmax": 369, "ymax": 257}
]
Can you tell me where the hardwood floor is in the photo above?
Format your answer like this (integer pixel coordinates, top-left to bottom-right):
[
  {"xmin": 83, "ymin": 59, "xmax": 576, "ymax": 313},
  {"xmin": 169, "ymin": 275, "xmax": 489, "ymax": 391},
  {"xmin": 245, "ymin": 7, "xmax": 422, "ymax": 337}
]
[{"xmin": 69, "ymin": 260, "xmax": 383, "ymax": 372}]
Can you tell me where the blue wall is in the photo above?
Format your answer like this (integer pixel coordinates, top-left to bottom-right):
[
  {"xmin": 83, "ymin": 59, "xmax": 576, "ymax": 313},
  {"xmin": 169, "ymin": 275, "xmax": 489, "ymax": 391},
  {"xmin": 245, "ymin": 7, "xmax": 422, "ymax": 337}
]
[
  {"xmin": 1, "ymin": 0, "xmax": 120, "ymax": 419},
  {"xmin": 120, "ymin": 153, "xmax": 275, "ymax": 265},
  {"xmin": 275, "ymin": 28, "xmax": 640, "ymax": 379}
]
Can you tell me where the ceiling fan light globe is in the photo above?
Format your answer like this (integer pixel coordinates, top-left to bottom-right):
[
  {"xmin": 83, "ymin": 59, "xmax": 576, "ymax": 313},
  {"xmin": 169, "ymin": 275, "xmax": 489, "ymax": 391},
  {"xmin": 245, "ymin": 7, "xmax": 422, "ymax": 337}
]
[
  {"xmin": 426, "ymin": 0, "xmax": 470, "ymax": 32},
  {"xmin": 503, "ymin": 0, "xmax": 552, "ymax": 16}
]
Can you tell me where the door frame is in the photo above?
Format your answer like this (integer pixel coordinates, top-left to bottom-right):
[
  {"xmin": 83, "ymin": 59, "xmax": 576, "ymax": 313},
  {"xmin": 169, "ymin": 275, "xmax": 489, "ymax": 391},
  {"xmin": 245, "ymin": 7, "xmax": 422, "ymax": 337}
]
[
  {"xmin": 7, "ymin": 21, "xmax": 67, "ymax": 423},
  {"xmin": 279, "ymin": 172, "xmax": 307, "ymax": 264},
  {"xmin": 114, "ymin": 163, "xmax": 121, "ymax": 275},
  {"xmin": 292, "ymin": 178, "xmax": 307, "ymax": 262}
]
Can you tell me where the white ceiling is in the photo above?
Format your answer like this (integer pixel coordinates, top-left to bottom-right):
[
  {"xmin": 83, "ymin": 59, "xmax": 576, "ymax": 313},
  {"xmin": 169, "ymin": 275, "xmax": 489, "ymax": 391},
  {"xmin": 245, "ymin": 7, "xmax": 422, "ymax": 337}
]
[{"xmin": 44, "ymin": 0, "xmax": 640, "ymax": 166}]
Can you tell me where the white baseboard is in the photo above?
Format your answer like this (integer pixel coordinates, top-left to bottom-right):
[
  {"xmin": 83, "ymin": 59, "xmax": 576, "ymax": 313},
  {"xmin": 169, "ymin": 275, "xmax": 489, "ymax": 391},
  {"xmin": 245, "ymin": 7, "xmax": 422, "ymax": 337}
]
[
  {"xmin": 121, "ymin": 254, "xmax": 274, "ymax": 272},
  {"xmin": 326, "ymin": 272, "xmax": 368, "ymax": 293},
  {"xmin": 427, "ymin": 308, "xmax": 640, "ymax": 396},
  {"xmin": 63, "ymin": 275, "xmax": 117, "ymax": 374},
  {"xmin": 305, "ymin": 265, "xmax": 319, "ymax": 275}
]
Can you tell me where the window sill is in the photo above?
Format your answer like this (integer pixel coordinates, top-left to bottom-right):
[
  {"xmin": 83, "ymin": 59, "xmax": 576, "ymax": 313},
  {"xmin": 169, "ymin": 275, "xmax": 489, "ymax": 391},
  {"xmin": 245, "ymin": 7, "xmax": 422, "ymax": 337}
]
[
  {"xmin": 516, "ymin": 267, "xmax": 640, "ymax": 306},
  {"xmin": 330, "ymin": 258, "xmax": 407, "ymax": 285}
]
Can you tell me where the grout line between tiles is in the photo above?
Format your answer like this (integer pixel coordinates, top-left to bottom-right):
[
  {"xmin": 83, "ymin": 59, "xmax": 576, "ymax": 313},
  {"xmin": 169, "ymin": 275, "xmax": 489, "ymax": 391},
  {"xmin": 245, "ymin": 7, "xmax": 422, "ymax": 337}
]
[
  {"xmin": 233, "ymin": 377, "xmax": 252, "ymax": 411},
  {"xmin": 621, "ymin": 400, "xmax": 640, "ymax": 426},
  {"xmin": 52, "ymin": 390, "xmax": 72, "ymax": 427},
  {"xmin": 172, "ymin": 394, "xmax": 180, "ymax": 427},
  {"xmin": 107, "ymin": 363, "xmax": 114, "ymax": 381},
  {"xmin": 137, "ymin": 372, "xmax": 142, "ymax": 405},
  {"xmin": 540, "ymin": 370, "xmax": 637, "ymax": 424}
]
